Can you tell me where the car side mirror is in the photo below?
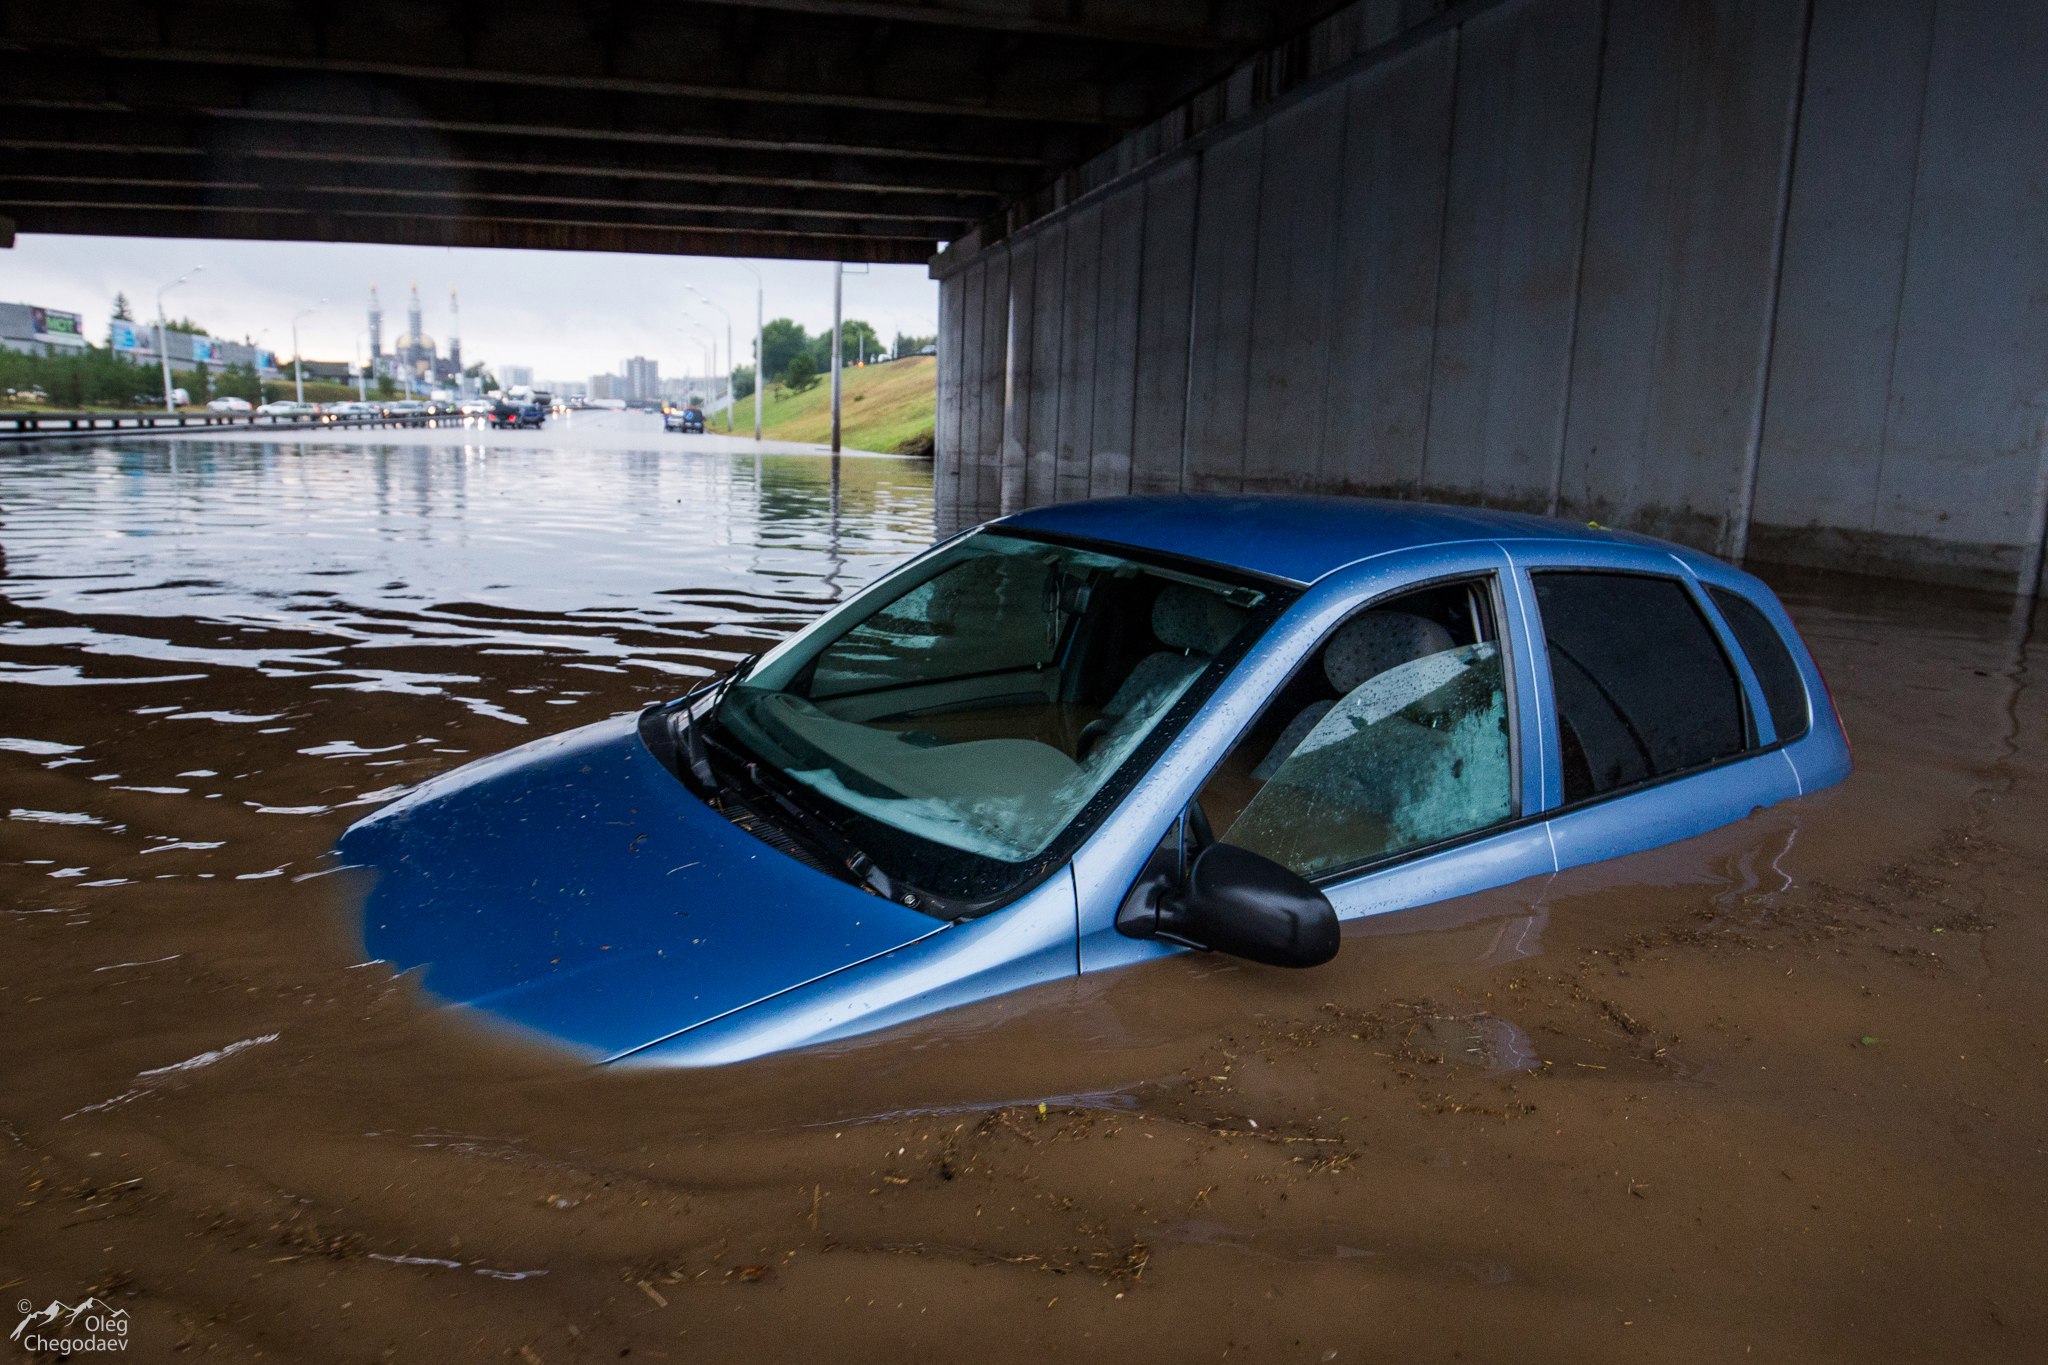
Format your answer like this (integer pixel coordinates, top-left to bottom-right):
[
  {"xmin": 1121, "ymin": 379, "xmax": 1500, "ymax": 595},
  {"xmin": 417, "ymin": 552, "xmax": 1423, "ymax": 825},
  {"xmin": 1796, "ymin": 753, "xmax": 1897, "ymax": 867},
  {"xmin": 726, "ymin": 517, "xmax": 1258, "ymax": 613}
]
[{"xmin": 1118, "ymin": 840, "xmax": 1339, "ymax": 968}]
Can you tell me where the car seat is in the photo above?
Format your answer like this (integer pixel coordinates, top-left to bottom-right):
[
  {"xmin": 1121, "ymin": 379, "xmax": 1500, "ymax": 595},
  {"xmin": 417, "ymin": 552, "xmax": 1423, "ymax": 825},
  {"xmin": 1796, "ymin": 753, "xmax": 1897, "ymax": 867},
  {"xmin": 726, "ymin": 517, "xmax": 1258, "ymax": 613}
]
[
  {"xmin": 1249, "ymin": 610, "xmax": 1456, "ymax": 781},
  {"xmin": 1072, "ymin": 583, "xmax": 1246, "ymax": 762}
]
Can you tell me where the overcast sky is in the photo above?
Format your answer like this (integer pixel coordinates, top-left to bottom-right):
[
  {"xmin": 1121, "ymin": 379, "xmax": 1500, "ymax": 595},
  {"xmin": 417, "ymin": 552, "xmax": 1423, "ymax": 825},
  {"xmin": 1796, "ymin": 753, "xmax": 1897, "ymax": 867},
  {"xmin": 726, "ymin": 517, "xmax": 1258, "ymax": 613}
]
[{"xmin": 0, "ymin": 234, "xmax": 939, "ymax": 382}]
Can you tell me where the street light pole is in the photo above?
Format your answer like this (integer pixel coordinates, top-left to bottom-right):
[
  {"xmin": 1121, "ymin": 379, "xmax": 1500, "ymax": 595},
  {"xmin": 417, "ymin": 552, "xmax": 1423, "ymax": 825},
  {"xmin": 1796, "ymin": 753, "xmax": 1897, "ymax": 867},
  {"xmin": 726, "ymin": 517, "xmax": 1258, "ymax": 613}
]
[
  {"xmin": 683, "ymin": 284, "xmax": 736, "ymax": 433},
  {"xmin": 156, "ymin": 266, "xmax": 202, "ymax": 412},
  {"xmin": 680, "ymin": 318, "xmax": 718, "ymax": 412},
  {"xmin": 830, "ymin": 262, "xmax": 842, "ymax": 455},
  {"xmin": 676, "ymin": 323, "xmax": 714, "ymax": 413},
  {"xmin": 290, "ymin": 300, "xmax": 326, "ymax": 404},
  {"xmin": 735, "ymin": 262, "xmax": 763, "ymax": 442}
]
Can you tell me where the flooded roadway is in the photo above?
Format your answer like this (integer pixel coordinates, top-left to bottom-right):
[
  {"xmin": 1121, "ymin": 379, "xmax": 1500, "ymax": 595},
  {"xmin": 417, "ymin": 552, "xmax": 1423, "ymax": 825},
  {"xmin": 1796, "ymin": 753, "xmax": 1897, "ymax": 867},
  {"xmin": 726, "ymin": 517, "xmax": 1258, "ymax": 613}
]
[{"xmin": 2, "ymin": 417, "xmax": 2044, "ymax": 1363}]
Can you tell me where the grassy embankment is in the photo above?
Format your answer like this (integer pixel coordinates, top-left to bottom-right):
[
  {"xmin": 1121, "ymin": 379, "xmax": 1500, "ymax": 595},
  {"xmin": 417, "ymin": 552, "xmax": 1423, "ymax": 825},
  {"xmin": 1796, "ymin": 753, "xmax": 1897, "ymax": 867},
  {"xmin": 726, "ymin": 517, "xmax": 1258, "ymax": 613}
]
[{"xmin": 720, "ymin": 354, "xmax": 934, "ymax": 455}]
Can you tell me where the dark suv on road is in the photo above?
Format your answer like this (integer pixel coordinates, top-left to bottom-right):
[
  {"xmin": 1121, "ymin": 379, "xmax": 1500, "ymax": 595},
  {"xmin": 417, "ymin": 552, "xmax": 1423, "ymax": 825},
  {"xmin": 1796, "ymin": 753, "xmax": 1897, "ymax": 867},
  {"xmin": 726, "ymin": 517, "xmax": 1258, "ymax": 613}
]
[
  {"xmin": 488, "ymin": 397, "xmax": 547, "ymax": 429},
  {"xmin": 664, "ymin": 404, "xmax": 706, "ymax": 434}
]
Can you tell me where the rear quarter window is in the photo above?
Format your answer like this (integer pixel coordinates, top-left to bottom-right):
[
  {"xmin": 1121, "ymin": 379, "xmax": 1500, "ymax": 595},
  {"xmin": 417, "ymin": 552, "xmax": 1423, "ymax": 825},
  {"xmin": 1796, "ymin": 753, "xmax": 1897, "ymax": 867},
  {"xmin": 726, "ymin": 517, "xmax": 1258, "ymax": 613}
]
[
  {"xmin": 1707, "ymin": 586, "xmax": 1811, "ymax": 744},
  {"xmin": 1532, "ymin": 571, "xmax": 1748, "ymax": 804}
]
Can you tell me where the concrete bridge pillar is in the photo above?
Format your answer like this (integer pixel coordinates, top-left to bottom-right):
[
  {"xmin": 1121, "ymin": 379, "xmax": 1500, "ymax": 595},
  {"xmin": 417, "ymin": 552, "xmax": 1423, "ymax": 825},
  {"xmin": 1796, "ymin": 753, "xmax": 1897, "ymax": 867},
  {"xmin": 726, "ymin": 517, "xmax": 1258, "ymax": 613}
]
[{"xmin": 934, "ymin": 0, "xmax": 2048, "ymax": 597}]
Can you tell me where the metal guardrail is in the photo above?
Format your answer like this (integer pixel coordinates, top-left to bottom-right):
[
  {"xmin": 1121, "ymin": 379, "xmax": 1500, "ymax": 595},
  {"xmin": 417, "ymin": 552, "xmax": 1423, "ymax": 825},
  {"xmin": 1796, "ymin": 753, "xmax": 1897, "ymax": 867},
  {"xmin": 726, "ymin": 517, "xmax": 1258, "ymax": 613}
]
[{"xmin": 0, "ymin": 410, "xmax": 468, "ymax": 441}]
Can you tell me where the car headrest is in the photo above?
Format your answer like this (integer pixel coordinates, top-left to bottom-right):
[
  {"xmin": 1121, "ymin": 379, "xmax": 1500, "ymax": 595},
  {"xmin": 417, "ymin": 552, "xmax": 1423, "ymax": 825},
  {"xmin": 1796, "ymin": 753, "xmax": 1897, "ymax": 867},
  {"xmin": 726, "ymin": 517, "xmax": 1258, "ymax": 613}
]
[
  {"xmin": 1323, "ymin": 610, "xmax": 1457, "ymax": 693},
  {"xmin": 1151, "ymin": 583, "xmax": 1244, "ymax": 654},
  {"xmin": 927, "ymin": 553, "xmax": 1045, "ymax": 623}
]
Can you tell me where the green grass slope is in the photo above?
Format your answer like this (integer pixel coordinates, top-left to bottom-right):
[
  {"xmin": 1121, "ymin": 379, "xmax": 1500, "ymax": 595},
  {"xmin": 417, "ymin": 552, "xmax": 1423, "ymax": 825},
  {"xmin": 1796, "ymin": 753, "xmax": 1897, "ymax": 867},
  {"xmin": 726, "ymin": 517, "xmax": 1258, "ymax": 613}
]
[{"xmin": 717, "ymin": 354, "xmax": 935, "ymax": 455}]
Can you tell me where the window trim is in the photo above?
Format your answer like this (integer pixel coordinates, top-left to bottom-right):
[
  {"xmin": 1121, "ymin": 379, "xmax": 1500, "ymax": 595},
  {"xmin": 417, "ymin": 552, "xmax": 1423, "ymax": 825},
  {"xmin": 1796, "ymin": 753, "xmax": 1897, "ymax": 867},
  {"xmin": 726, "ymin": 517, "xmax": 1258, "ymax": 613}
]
[
  {"xmin": 1187, "ymin": 568, "xmax": 1529, "ymax": 890},
  {"xmin": 1701, "ymin": 583, "xmax": 1813, "ymax": 748},
  {"xmin": 984, "ymin": 524, "xmax": 1307, "ymax": 592},
  {"xmin": 1526, "ymin": 566, "xmax": 1791, "ymax": 820}
]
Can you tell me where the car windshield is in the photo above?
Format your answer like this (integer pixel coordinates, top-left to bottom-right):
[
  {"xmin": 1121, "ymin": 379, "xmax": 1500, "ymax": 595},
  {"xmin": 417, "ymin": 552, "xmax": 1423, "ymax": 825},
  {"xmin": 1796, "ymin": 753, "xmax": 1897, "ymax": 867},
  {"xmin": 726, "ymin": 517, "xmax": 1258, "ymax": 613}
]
[{"xmin": 713, "ymin": 529, "xmax": 1282, "ymax": 905}]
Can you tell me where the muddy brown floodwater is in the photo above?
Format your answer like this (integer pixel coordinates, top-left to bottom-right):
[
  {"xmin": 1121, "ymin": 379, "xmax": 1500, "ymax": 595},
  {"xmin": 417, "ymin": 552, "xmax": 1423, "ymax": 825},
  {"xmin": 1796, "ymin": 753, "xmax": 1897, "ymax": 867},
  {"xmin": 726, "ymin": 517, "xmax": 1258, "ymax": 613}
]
[{"xmin": 2, "ymin": 420, "xmax": 2045, "ymax": 1364}]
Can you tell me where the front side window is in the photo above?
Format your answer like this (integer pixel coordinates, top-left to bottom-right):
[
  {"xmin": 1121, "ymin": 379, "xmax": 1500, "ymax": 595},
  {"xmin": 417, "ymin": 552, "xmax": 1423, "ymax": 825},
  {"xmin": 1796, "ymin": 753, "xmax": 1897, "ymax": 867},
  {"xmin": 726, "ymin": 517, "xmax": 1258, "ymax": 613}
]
[
  {"xmin": 1193, "ymin": 579, "xmax": 1516, "ymax": 880},
  {"xmin": 1533, "ymin": 572, "xmax": 1747, "ymax": 803},
  {"xmin": 714, "ymin": 530, "xmax": 1280, "ymax": 903}
]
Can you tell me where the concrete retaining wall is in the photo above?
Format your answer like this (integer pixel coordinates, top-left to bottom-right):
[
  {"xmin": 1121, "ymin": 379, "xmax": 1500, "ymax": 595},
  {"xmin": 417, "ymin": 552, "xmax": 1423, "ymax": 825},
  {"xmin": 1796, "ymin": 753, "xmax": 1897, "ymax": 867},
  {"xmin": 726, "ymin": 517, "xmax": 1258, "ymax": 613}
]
[{"xmin": 933, "ymin": 0, "xmax": 2048, "ymax": 596}]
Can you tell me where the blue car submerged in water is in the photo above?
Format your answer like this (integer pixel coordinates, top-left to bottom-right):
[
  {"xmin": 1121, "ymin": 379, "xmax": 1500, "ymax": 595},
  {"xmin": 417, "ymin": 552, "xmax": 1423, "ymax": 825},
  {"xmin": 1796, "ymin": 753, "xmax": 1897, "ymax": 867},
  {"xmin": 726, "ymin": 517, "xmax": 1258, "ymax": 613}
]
[{"xmin": 340, "ymin": 496, "xmax": 1850, "ymax": 1066}]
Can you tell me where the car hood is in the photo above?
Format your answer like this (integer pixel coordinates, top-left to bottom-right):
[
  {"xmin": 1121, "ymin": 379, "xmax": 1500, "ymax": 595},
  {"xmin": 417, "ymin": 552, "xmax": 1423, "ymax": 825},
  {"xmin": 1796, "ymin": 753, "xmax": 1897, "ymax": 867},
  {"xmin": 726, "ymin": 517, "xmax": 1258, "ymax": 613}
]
[{"xmin": 337, "ymin": 714, "xmax": 946, "ymax": 1061}]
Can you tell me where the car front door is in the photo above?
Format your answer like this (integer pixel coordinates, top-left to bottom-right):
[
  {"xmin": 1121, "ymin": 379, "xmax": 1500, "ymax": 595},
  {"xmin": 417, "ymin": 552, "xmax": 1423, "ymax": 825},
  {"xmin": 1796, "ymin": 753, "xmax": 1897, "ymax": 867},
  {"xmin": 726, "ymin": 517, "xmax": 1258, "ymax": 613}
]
[{"xmin": 1073, "ymin": 543, "xmax": 1557, "ymax": 975}]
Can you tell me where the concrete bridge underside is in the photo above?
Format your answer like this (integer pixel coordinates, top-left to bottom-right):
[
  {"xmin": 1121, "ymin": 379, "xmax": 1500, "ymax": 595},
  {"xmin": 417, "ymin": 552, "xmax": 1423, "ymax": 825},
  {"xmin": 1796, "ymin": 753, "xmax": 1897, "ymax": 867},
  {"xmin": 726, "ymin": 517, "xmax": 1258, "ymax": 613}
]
[
  {"xmin": 932, "ymin": 0, "xmax": 2048, "ymax": 598},
  {"xmin": 0, "ymin": 0, "xmax": 1352, "ymax": 264}
]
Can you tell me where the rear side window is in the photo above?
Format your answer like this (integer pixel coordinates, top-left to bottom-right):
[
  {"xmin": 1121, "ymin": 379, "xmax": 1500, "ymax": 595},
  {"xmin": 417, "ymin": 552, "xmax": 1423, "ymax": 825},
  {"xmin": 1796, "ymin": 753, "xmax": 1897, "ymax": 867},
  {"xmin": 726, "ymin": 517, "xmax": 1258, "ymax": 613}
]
[
  {"xmin": 1707, "ymin": 587, "xmax": 1810, "ymax": 744},
  {"xmin": 1532, "ymin": 572, "xmax": 1747, "ymax": 803}
]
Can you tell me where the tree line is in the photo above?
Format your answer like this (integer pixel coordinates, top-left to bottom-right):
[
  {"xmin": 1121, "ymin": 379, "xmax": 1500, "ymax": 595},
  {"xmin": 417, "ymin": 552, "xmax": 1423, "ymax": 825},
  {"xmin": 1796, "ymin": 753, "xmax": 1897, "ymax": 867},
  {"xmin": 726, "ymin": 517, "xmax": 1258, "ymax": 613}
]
[
  {"xmin": 743, "ymin": 318, "xmax": 936, "ymax": 398},
  {"xmin": 0, "ymin": 342, "xmax": 406, "ymax": 409}
]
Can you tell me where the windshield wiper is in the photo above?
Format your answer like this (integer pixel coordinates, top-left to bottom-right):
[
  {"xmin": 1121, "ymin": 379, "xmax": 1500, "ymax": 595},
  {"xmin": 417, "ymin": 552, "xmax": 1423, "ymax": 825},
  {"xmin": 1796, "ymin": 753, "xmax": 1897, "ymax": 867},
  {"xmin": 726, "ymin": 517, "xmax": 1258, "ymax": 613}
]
[
  {"xmin": 642, "ymin": 662, "xmax": 950, "ymax": 916},
  {"xmin": 702, "ymin": 728, "xmax": 915, "ymax": 905},
  {"xmin": 680, "ymin": 688, "xmax": 727, "ymax": 793},
  {"xmin": 639, "ymin": 655, "xmax": 756, "ymax": 798},
  {"xmin": 643, "ymin": 654, "xmax": 765, "ymax": 794}
]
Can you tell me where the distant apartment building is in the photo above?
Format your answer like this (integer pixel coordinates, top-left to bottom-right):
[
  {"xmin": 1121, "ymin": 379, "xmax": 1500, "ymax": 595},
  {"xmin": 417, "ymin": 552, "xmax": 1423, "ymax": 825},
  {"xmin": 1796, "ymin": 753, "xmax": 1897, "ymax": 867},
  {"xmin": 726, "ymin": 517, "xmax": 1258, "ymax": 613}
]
[
  {"xmin": 502, "ymin": 365, "xmax": 534, "ymax": 388},
  {"xmin": 0, "ymin": 302, "xmax": 91, "ymax": 357},
  {"xmin": 588, "ymin": 373, "xmax": 623, "ymax": 401},
  {"xmin": 622, "ymin": 356, "xmax": 660, "ymax": 403}
]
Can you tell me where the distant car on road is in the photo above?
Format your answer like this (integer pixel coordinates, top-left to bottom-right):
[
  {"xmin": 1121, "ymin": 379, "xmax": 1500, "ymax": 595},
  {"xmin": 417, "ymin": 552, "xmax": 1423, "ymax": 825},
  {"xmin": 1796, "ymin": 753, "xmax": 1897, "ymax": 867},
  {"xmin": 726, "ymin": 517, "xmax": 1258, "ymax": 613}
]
[
  {"xmin": 340, "ymin": 495, "xmax": 1851, "ymax": 1066},
  {"xmin": 487, "ymin": 397, "xmax": 547, "ymax": 429},
  {"xmin": 459, "ymin": 399, "xmax": 492, "ymax": 417},
  {"xmin": 257, "ymin": 400, "xmax": 315, "ymax": 416},
  {"xmin": 917, "ymin": 343, "xmax": 936, "ymax": 356},
  {"xmin": 324, "ymin": 401, "xmax": 381, "ymax": 421},
  {"xmin": 206, "ymin": 396, "xmax": 253, "ymax": 412},
  {"xmin": 383, "ymin": 400, "xmax": 432, "ymax": 420},
  {"xmin": 664, "ymin": 404, "xmax": 706, "ymax": 434}
]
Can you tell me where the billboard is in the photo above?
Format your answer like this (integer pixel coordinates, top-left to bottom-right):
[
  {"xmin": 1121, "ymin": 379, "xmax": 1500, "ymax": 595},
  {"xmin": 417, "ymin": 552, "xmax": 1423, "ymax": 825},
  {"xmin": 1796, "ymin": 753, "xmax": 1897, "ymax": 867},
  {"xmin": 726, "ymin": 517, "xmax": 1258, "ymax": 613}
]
[
  {"xmin": 189, "ymin": 335, "xmax": 213, "ymax": 364},
  {"xmin": 110, "ymin": 320, "xmax": 144, "ymax": 352},
  {"xmin": 30, "ymin": 306, "xmax": 83, "ymax": 340}
]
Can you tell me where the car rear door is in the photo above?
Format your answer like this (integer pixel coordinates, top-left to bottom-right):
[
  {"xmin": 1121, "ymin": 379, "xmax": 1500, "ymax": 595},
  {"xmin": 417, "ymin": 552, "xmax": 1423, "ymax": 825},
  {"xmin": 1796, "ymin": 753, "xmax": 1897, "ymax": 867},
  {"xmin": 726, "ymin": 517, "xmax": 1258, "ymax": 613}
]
[{"xmin": 1501, "ymin": 539, "xmax": 1802, "ymax": 873}]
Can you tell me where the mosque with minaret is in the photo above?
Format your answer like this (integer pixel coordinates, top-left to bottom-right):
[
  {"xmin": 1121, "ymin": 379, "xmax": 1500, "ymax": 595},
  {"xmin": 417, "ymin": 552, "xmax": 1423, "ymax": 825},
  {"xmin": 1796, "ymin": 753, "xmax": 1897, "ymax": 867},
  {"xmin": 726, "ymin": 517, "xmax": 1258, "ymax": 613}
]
[{"xmin": 367, "ymin": 282, "xmax": 464, "ymax": 389}]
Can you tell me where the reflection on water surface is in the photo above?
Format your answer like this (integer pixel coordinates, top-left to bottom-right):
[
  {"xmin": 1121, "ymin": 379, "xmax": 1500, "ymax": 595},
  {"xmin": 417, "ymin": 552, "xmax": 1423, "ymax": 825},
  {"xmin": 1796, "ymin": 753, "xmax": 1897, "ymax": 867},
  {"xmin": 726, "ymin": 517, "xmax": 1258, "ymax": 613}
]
[{"xmin": 2, "ymin": 432, "xmax": 930, "ymax": 710}]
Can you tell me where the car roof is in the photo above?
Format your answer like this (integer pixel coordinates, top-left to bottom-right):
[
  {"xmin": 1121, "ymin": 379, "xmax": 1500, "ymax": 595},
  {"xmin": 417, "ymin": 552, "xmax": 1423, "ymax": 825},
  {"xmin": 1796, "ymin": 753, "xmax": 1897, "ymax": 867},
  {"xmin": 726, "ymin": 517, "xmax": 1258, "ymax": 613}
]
[{"xmin": 996, "ymin": 494, "xmax": 1705, "ymax": 585}]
